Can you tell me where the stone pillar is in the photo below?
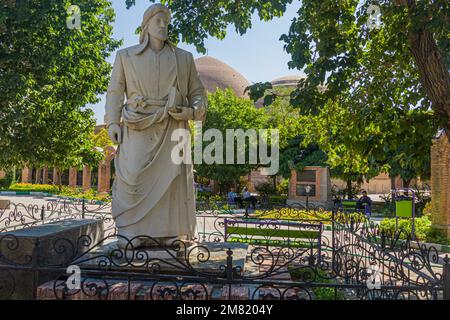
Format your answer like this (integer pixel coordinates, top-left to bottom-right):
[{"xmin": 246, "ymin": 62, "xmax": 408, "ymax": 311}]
[
  {"xmin": 431, "ymin": 130, "xmax": 450, "ymax": 237},
  {"xmin": 82, "ymin": 166, "xmax": 91, "ymax": 191},
  {"xmin": 105, "ymin": 161, "xmax": 111, "ymax": 193},
  {"xmin": 394, "ymin": 176, "xmax": 404, "ymax": 189},
  {"xmin": 21, "ymin": 167, "xmax": 32, "ymax": 183},
  {"xmin": 68, "ymin": 167, "xmax": 77, "ymax": 187},
  {"xmin": 53, "ymin": 168, "xmax": 61, "ymax": 185},
  {"xmin": 35, "ymin": 168, "xmax": 42, "ymax": 184},
  {"xmin": 42, "ymin": 167, "xmax": 49, "ymax": 184},
  {"xmin": 288, "ymin": 169, "xmax": 297, "ymax": 199},
  {"xmin": 97, "ymin": 161, "xmax": 111, "ymax": 194}
]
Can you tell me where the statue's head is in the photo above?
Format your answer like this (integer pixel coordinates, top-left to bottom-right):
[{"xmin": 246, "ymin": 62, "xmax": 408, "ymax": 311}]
[{"xmin": 140, "ymin": 4, "xmax": 171, "ymax": 43}]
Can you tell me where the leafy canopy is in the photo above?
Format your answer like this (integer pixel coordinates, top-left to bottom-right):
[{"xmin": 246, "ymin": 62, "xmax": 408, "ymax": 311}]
[{"xmin": 0, "ymin": 0, "xmax": 121, "ymax": 170}]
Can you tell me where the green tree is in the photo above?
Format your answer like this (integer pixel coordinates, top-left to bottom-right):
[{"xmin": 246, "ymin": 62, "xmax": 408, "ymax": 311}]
[
  {"xmin": 92, "ymin": 128, "xmax": 114, "ymax": 151},
  {"xmin": 259, "ymin": 85, "xmax": 327, "ymax": 180},
  {"xmin": 125, "ymin": 1, "xmax": 448, "ymax": 133},
  {"xmin": 124, "ymin": 0, "xmax": 448, "ymax": 201},
  {"xmin": 194, "ymin": 89, "xmax": 268, "ymax": 192},
  {"xmin": 277, "ymin": 0, "xmax": 449, "ymax": 131},
  {"xmin": 124, "ymin": 0, "xmax": 293, "ymax": 54},
  {"xmin": 304, "ymin": 97, "xmax": 437, "ymax": 197},
  {"xmin": 0, "ymin": 0, "xmax": 121, "ymax": 172}
]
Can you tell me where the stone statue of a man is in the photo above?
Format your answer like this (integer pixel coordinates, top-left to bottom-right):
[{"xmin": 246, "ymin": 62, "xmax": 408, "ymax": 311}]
[{"xmin": 105, "ymin": 4, "xmax": 207, "ymax": 248}]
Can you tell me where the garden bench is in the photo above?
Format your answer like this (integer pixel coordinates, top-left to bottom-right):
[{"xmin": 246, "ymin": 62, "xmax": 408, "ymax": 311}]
[
  {"xmin": 341, "ymin": 200, "xmax": 358, "ymax": 212},
  {"xmin": 224, "ymin": 218, "xmax": 322, "ymax": 262},
  {"xmin": 226, "ymin": 197, "xmax": 239, "ymax": 209}
]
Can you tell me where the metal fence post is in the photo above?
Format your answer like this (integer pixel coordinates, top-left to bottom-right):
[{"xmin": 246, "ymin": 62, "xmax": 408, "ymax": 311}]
[
  {"xmin": 444, "ymin": 256, "xmax": 450, "ymax": 300},
  {"xmin": 226, "ymin": 248, "xmax": 234, "ymax": 281},
  {"xmin": 40, "ymin": 205, "xmax": 45, "ymax": 222},
  {"xmin": 225, "ymin": 248, "xmax": 234, "ymax": 300},
  {"xmin": 31, "ymin": 239, "xmax": 40, "ymax": 300},
  {"xmin": 331, "ymin": 208, "xmax": 336, "ymax": 270},
  {"xmin": 82, "ymin": 199, "xmax": 86, "ymax": 219}
]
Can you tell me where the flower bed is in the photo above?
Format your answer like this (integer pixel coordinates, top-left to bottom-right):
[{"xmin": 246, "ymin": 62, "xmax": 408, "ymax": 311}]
[
  {"xmin": 2, "ymin": 183, "xmax": 110, "ymax": 202},
  {"xmin": 253, "ymin": 208, "xmax": 333, "ymax": 224}
]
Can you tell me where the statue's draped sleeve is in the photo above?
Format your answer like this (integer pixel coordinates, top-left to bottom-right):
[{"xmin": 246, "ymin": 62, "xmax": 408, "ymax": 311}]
[
  {"xmin": 187, "ymin": 53, "xmax": 207, "ymax": 122},
  {"xmin": 105, "ymin": 51, "xmax": 126, "ymax": 126}
]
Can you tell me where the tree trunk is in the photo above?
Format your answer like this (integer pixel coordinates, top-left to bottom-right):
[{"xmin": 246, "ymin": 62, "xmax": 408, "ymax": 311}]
[
  {"xmin": 346, "ymin": 179, "xmax": 352, "ymax": 199},
  {"xmin": 54, "ymin": 168, "xmax": 62, "ymax": 192},
  {"xmin": 397, "ymin": 0, "xmax": 450, "ymax": 131},
  {"xmin": 11, "ymin": 165, "xmax": 16, "ymax": 184},
  {"xmin": 390, "ymin": 175, "xmax": 396, "ymax": 191},
  {"xmin": 402, "ymin": 178, "xmax": 411, "ymax": 189}
]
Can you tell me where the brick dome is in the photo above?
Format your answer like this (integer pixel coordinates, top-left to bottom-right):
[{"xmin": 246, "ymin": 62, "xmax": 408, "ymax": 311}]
[{"xmin": 195, "ymin": 56, "xmax": 250, "ymax": 98}]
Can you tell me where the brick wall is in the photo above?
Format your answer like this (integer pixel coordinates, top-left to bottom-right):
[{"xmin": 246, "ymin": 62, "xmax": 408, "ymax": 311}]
[{"xmin": 431, "ymin": 131, "xmax": 450, "ymax": 237}]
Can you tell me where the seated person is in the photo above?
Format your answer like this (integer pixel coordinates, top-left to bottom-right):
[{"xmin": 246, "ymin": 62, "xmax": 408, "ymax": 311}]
[
  {"xmin": 227, "ymin": 188, "xmax": 243, "ymax": 208},
  {"xmin": 396, "ymin": 191, "xmax": 411, "ymax": 200},
  {"xmin": 242, "ymin": 187, "xmax": 257, "ymax": 209},
  {"xmin": 356, "ymin": 190, "xmax": 372, "ymax": 214},
  {"xmin": 333, "ymin": 196, "xmax": 343, "ymax": 210}
]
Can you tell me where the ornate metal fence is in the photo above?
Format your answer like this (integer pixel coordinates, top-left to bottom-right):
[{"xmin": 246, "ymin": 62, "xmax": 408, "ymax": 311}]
[
  {"xmin": 0, "ymin": 198, "xmax": 115, "ymax": 235},
  {"xmin": 0, "ymin": 199, "xmax": 448, "ymax": 300},
  {"xmin": 332, "ymin": 211, "xmax": 445, "ymax": 299}
]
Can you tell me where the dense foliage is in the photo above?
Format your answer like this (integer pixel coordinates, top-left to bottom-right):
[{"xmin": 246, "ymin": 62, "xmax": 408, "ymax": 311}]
[{"xmin": 0, "ymin": 0, "xmax": 121, "ymax": 171}]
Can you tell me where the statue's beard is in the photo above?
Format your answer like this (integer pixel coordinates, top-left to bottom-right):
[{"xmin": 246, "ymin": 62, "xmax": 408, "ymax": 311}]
[
  {"xmin": 148, "ymin": 30, "xmax": 168, "ymax": 42},
  {"xmin": 137, "ymin": 28, "xmax": 169, "ymax": 55},
  {"xmin": 153, "ymin": 35, "xmax": 168, "ymax": 42}
]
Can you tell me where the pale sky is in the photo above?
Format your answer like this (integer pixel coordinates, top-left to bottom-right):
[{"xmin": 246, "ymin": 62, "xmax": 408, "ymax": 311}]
[{"xmin": 90, "ymin": 0, "xmax": 303, "ymax": 123}]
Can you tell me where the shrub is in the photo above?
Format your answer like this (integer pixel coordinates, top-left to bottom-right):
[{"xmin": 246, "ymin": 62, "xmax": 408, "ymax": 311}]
[
  {"xmin": 289, "ymin": 267, "xmax": 345, "ymax": 300},
  {"xmin": 0, "ymin": 170, "xmax": 14, "ymax": 189},
  {"xmin": 254, "ymin": 181, "xmax": 276, "ymax": 196},
  {"xmin": 423, "ymin": 201, "xmax": 433, "ymax": 216},
  {"xmin": 197, "ymin": 190, "xmax": 212, "ymax": 198},
  {"xmin": 379, "ymin": 215, "xmax": 449, "ymax": 245},
  {"xmin": 268, "ymin": 195, "xmax": 287, "ymax": 205},
  {"xmin": 59, "ymin": 186, "xmax": 110, "ymax": 202},
  {"xmin": 379, "ymin": 216, "xmax": 430, "ymax": 241},
  {"xmin": 3, "ymin": 183, "xmax": 110, "ymax": 202},
  {"xmin": 425, "ymin": 227, "xmax": 450, "ymax": 245},
  {"xmin": 276, "ymin": 179, "xmax": 289, "ymax": 196}
]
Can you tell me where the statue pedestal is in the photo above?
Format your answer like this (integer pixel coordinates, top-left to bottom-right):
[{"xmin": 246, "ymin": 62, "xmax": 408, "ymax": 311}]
[
  {"xmin": 77, "ymin": 239, "xmax": 249, "ymax": 276},
  {"xmin": 99, "ymin": 239, "xmax": 199, "ymax": 260},
  {"xmin": 0, "ymin": 219, "xmax": 104, "ymax": 300}
]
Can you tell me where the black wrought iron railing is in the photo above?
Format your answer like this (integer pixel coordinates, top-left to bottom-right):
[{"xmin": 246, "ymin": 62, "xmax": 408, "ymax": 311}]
[{"xmin": 0, "ymin": 199, "xmax": 448, "ymax": 300}]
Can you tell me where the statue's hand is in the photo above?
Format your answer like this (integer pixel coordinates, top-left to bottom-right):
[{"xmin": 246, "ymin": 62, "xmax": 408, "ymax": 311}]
[
  {"xmin": 108, "ymin": 123, "xmax": 122, "ymax": 144},
  {"xmin": 169, "ymin": 107, "xmax": 194, "ymax": 121}
]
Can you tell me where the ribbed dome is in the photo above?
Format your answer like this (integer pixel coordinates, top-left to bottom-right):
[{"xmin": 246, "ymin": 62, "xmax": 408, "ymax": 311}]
[
  {"xmin": 253, "ymin": 75, "xmax": 305, "ymax": 108},
  {"xmin": 195, "ymin": 56, "xmax": 250, "ymax": 98},
  {"xmin": 271, "ymin": 75, "xmax": 305, "ymax": 87}
]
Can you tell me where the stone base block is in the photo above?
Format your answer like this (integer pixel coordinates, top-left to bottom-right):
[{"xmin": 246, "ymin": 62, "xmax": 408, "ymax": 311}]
[
  {"xmin": 0, "ymin": 199, "xmax": 10, "ymax": 209},
  {"xmin": 0, "ymin": 219, "xmax": 104, "ymax": 300}
]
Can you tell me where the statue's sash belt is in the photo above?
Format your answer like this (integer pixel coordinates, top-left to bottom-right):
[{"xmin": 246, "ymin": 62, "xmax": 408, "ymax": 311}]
[{"xmin": 122, "ymin": 87, "xmax": 183, "ymax": 130}]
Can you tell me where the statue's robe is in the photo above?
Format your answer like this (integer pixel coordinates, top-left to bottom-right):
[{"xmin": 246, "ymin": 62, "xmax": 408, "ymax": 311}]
[{"xmin": 105, "ymin": 42, "xmax": 206, "ymax": 240}]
